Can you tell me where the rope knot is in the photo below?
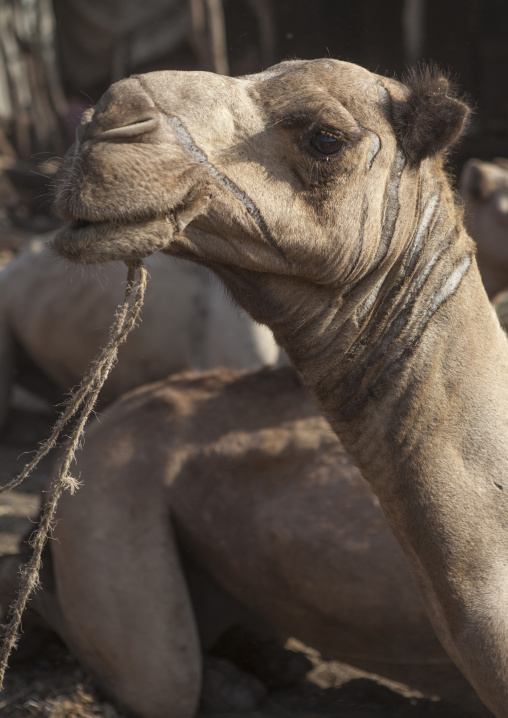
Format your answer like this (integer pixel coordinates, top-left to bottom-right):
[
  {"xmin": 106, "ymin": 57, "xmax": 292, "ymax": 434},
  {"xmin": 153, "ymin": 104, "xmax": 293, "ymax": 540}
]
[{"xmin": 124, "ymin": 258, "xmax": 143, "ymax": 270}]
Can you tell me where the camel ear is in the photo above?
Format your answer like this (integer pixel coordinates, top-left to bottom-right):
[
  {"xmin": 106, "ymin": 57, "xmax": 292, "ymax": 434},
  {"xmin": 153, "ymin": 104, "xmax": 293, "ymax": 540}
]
[{"xmin": 392, "ymin": 68, "xmax": 470, "ymax": 164}]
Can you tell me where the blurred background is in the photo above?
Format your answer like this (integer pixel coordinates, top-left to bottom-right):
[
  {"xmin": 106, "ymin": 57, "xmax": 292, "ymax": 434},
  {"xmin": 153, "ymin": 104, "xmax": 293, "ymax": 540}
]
[{"xmin": 0, "ymin": 0, "xmax": 507, "ymax": 241}]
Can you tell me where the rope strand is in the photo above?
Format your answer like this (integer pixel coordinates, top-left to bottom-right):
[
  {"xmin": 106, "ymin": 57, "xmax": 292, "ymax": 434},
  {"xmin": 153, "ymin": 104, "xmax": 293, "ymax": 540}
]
[{"xmin": 0, "ymin": 261, "xmax": 148, "ymax": 689}]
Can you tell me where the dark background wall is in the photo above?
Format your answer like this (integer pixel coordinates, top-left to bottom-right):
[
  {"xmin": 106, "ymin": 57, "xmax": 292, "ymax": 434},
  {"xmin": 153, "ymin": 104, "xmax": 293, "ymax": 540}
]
[
  {"xmin": 225, "ymin": 0, "xmax": 508, "ymax": 171},
  {"xmin": 4, "ymin": 0, "xmax": 508, "ymax": 170}
]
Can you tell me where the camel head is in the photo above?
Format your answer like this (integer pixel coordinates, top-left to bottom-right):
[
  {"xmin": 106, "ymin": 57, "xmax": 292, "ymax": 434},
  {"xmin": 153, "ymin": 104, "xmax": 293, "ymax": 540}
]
[{"xmin": 53, "ymin": 60, "xmax": 469, "ymax": 327}]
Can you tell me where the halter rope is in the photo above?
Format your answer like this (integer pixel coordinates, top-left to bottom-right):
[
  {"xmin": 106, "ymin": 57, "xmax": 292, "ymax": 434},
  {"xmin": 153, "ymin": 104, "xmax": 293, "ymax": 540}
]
[{"xmin": 0, "ymin": 261, "xmax": 148, "ymax": 689}]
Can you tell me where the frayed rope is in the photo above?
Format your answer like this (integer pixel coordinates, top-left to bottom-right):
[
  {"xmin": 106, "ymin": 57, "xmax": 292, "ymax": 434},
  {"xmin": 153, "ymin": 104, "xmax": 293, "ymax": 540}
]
[{"xmin": 0, "ymin": 260, "xmax": 148, "ymax": 689}]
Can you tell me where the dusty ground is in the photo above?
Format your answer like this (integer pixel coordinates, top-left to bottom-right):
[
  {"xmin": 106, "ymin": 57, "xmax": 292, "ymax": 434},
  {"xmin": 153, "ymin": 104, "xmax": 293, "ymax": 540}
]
[{"xmin": 0, "ymin": 404, "xmax": 481, "ymax": 718}]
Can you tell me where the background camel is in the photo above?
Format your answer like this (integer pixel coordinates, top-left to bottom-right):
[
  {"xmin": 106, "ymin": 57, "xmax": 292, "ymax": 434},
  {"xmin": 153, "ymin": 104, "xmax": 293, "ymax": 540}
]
[
  {"xmin": 0, "ymin": 238, "xmax": 281, "ymax": 428},
  {"xmin": 0, "ymin": 366, "xmax": 489, "ymax": 715},
  {"xmin": 33, "ymin": 58, "xmax": 508, "ymax": 717},
  {"xmin": 460, "ymin": 157, "xmax": 508, "ymax": 299}
]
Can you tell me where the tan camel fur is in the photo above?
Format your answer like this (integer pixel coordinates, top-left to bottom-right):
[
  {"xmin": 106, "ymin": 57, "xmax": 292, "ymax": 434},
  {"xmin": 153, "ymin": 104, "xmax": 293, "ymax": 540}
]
[
  {"xmin": 0, "ymin": 239, "xmax": 280, "ymax": 426},
  {"xmin": 6, "ymin": 366, "xmax": 490, "ymax": 716},
  {"xmin": 461, "ymin": 158, "xmax": 508, "ymax": 298},
  {"xmin": 49, "ymin": 59, "xmax": 508, "ymax": 716}
]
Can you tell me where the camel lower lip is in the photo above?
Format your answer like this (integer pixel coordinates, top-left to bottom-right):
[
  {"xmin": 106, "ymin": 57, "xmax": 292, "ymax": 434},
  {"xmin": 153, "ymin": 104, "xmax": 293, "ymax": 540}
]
[{"xmin": 51, "ymin": 215, "xmax": 175, "ymax": 265}]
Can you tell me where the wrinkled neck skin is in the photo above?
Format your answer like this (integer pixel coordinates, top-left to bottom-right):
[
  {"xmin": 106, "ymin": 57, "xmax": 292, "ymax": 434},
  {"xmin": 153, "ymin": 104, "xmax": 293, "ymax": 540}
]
[{"xmin": 219, "ymin": 162, "xmax": 508, "ymax": 716}]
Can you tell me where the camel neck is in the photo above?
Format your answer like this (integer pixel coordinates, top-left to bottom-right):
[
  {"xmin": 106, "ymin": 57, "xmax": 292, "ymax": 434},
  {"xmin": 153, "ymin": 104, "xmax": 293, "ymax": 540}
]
[
  {"xmin": 277, "ymin": 211, "xmax": 508, "ymax": 712},
  {"xmin": 330, "ymin": 250, "xmax": 508, "ymax": 489},
  {"xmin": 279, "ymin": 189, "xmax": 477, "ymax": 428},
  {"xmin": 285, "ymin": 213, "xmax": 508, "ymax": 496}
]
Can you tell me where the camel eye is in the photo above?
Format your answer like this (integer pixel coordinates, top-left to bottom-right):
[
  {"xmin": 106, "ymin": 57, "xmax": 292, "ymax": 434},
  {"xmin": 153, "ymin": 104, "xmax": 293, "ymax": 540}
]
[{"xmin": 310, "ymin": 130, "xmax": 344, "ymax": 157}]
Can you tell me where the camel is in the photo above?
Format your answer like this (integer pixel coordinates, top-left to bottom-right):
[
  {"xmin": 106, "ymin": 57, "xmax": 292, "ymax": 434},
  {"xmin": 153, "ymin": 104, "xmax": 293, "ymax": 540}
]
[
  {"xmin": 0, "ymin": 238, "xmax": 281, "ymax": 427},
  {"xmin": 460, "ymin": 157, "xmax": 508, "ymax": 298},
  {"xmin": 29, "ymin": 59, "xmax": 508, "ymax": 717},
  {"xmin": 1, "ymin": 365, "xmax": 489, "ymax": 714}
]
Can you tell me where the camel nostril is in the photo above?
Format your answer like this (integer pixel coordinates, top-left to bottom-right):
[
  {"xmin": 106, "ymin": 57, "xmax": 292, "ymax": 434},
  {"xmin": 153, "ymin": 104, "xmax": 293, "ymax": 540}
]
[{"xmin": 97, "ymin": 114, "xmax": 161, "ymax": 141}]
